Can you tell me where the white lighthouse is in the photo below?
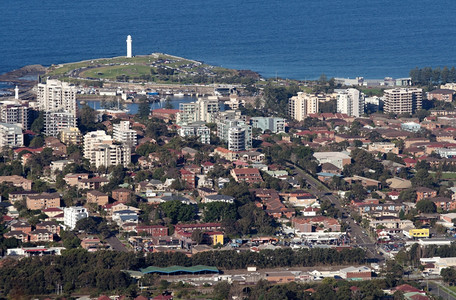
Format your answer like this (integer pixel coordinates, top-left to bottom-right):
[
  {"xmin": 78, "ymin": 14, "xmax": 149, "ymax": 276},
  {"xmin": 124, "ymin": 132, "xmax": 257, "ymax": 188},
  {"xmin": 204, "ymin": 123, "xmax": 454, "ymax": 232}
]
[
  {"xmin": 126, "ymin": 35, "xmax": 132, "ymax": 58},
  {"xmin": 14, "ymin": 86, "xmax": 19, "ymax": 99}
]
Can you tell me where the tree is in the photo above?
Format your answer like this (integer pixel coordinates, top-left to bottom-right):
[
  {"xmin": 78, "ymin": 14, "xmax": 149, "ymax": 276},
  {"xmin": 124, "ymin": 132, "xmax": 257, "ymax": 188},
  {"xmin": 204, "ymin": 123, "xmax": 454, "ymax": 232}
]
[
  {"xmin": 75, "ymin": 217, "xmax": 99, "ymax": 233},
  {"xmin": 442, "ymin": 267, "xmax": 456, "ymax": 285},
  {"xmin": 191, "ymin": 229, "xmax": 204, "ymax": 245},
  {"xmin": 411, "ymin": 169, "xmax": 435, "ymax": 188},
  {"xmin": 137, "ymin": 100, "xmax": 150, "ymax": 119},
  {"xmin": 159, "ymin": 200, "xmax": 196, "ymax": 224},
  {"xmin": 29, "ymin": 136, "xmax": 44, "ymax": 148},
  {"xmin": 164, "ymin": 97, "xmax": 173, "ymax": 109},
  {"xmin": 416, "ymin": 199, "xmax": 437, "ymax": 213},
  {"xmin": 30, "ymin": 112, "xmax": 44, "ymax": 133}
]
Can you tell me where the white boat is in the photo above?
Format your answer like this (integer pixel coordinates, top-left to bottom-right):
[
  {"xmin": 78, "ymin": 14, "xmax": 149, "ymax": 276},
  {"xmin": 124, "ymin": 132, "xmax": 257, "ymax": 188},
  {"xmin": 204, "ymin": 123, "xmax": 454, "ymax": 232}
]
[{"xmin": 174, "ymin": 92, "xmax": 185, "ymax": 97}]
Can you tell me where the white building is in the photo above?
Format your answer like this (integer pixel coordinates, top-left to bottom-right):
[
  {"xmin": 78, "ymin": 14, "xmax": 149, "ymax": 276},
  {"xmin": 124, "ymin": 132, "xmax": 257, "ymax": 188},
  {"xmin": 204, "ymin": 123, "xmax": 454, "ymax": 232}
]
[
  {"xmin": 0, "ymin": 123, "xmax": 23, "ymax": 148},
  {"xmin": 250, "ymin": 117, "xmax": 286, "ymax": 133},
  {"xmin": 84, "ymin": 130, "xmax": 131, "ymax": 168},
  {"xmin": 45, "ymin": 111, "xmax": 77, "ymax": 137},
  {"xmin": 38, "ymin": 79, "xmax": 78, "ymax": 136},
  {"xmin": 383, "ymin": 88, "xmax": 422, "ymax": 114},
  {"xmin": 288, "ymin": 92, "xmax": 319, "ymax": 121},
  {"xmin": 217, "ymin": 119, "xmax": 252, "ymax": 151},
  {"xmin": 336, "ymin": 88, "xmax": 364, "ymax": 117},
  {"xmin": 92, "ymin": 143, "xmax": 131, "ymax": 168},
  {"xmin": 313, "ymin": 152, "xmax": 351, "ymax": 169},
  {"xmin": 37, "ymin": 79, "xmax": 77, "ymax": 114},
  {"xmin": 178, "ymin": 122, "xmax": 211, "ymax": 144},
  {"xmin": 113, "ymin": 121, "xmax": 137, "ymax": 148},
  {"xmin": 64, "ymin": 206, "xmax": 89, "ymax": 230},
  {"xmin": 176, "ymin": 97, "xmax": 220, "ymax": 125},
  {"xmin": 0, "ymin": 101, "xmax": 30, "ymax": 129}
]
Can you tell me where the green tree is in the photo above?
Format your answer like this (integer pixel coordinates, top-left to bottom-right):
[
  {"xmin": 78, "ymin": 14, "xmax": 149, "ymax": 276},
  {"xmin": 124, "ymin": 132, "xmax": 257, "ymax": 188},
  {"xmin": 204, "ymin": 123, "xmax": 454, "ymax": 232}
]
[
  {"xmin": 137, "ymin": 100, "xmax": 150, "ymax": 119},
  {"xmin": 191, "ymin": 229, "xmax": 204, "ymax": 245},
  {"xmin": 416, "ymin": 199, "xmax": 437, "ymax": 213},
  {"xmin": 30, "ymin": 112, "xmax": 44, "ymax": 133},
  {"xmin": 442, "ymin": 267, "xmax": 456, "ymax": 285},
  {"xmin": 159, "ymin": 200, "xmax": 196, "ymax": 224}
]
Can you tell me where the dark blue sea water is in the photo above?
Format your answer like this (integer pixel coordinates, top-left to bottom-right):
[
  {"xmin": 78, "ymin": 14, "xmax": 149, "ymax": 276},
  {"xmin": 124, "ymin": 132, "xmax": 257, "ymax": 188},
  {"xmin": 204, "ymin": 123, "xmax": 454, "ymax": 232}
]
[{"xmin": 1, "ymin": 0, "xmax": 456, "ymax": 79}]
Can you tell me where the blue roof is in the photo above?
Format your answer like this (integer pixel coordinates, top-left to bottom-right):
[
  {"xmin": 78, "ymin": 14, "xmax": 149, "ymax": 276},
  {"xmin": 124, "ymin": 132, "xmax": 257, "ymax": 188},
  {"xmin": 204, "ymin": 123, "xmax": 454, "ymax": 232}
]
[{"xmin": 316, "ymin": 172, "xmax": 342, "ymax": 177}]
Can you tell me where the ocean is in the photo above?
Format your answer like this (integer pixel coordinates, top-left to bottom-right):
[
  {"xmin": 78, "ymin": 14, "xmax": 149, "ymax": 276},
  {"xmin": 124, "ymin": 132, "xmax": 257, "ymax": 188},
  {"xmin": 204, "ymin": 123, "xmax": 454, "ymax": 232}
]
[{"xmin": 1, "ymin": 0, "xmax": 456, "ymax": 80}]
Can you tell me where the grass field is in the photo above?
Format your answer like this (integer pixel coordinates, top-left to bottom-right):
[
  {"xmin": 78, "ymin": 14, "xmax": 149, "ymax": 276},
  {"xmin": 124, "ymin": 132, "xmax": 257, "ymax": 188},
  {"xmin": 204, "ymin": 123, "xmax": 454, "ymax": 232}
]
[{"xmin": 80, "ymin": 64, "xmax": 153, "ymax": 79}]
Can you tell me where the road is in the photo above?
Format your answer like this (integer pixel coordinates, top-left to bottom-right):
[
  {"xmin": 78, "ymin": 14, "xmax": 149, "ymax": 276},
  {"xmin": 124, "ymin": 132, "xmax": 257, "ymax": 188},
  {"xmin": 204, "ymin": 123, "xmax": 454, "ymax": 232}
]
[
  {"xmin": 424, "ymin": 281, "xmax": 456, "ymax": 300},
  {"xmin": 106, "ymin": 236, "xmax": 129, "ymax": 252},
  {"xmin": 286, "ymin": 161, "xmax": 382, "ymax": 261}
]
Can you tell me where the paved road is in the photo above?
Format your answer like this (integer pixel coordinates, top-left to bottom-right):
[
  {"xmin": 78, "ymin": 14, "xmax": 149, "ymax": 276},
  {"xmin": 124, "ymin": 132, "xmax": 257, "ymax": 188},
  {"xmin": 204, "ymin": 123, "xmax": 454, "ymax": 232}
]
[
  {"xmin": 106, "ymin": 236, "xmax": 129, "ymax": 252},
  {"xmin": 286, "ymin": 161, "xmax": 382, "ymax": 261},
  {"xmin": 424, "ymin": 281, "xmax": 456, "ymax": 300}
]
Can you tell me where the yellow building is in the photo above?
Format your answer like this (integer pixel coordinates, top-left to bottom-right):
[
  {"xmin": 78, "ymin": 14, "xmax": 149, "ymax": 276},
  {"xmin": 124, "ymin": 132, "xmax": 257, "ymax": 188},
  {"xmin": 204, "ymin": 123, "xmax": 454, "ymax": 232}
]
[
  {"xmin": 409, "ymin": 228, "xmax": 429, "ymax": 238},
  {"xmin": 210, "ymin": 233, "xmax": 224, "ymax": 245},
  {"xmin": 60, "ymin": 127, "xmax": 82, "ymax": 145}
]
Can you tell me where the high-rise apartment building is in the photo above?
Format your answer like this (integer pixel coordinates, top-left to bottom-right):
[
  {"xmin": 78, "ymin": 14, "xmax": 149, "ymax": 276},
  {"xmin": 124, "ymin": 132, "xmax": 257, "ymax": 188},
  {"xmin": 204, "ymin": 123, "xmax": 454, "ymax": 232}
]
[
  {"xmin": 288, "ymin": 92, "xmax": 319, "ymax": 121},
  {"xmin": 83, "ymin": 130, "xmax": 131, "ymax": 168},
  {"xmin": 113, "ymin": 121, "xmax": 137, "ymax": 148},
  {"xmin": 336, "ymin": 88, "xmax": 364, "ymax": 117},
  {"xmin": 37, "ymin": 79, "xmax": 77, "ymax": 113},
  {"xmin": 178, "ymin": 122, "xmax": 211, "ymax": 144},
  {"xmin": 217, "ymin": 119, "xmax": 252, "ymax": 151},
  {"xmin": 383, "ymin": 88, "xmax": 422, "ymax": 114},
  {"xmin": 0, "ymin": 123, "xmax": 23, "ymax": 148},
  {"xmin": 38, "ymin": 79, "xmax": 78, "ymax": 136},
  {"xmin": 176, "ymin": 97, "xmax": 220, "ymax": 125},
  {"xmin": 45, "ymin": 111, "xmax": 77, "ymax": 137},
  {"xmin": 0, "ymin": 101, "xmax": 30, "ymax": 129}
]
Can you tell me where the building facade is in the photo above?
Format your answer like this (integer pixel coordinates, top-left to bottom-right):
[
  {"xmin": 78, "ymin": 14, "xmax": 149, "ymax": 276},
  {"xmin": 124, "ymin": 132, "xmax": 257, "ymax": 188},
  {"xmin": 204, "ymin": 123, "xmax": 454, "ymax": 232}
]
[
  {"xmin": 45, "ymin": 111, "xmax": 77, "ymax": 137},
  {"xmin": 176, "ymin": 97, "xmax": 220, "ymax": 125},
  {"xmin": 178, "ymin": 122, "xmax": 211, "ymax": 144},
  {"xmin": 83, "ymin": 130, "xmax": 131, "ymax": 168},
  {"xmin": 64, "ymin": 206, "xmax": 89, "ymax": 230},
  {"xmin": 336, "ymin": 88, "xmax": 364, "ymax": 117},
  {"xmin": 250, "ymin": 117, "xmax": 286, "ymax": 133},
  {"xmin": 113, "ymin": 121, "xmax": 137, "ymax": 148},
  {"xmin": 383, "ymin": 88, "xmax": 422, "ymax": 114},
  {"xmin": 288, "ymin": 92, "xmax": 319, "ymax": 121},
  {"xmin": 0, "ymin": 123, "xmax": 23, "ymax": 148},
  {"xmin": 217, "ymin": 119, "xmax": 252, "ymax": 151},
  {"xmin": 0, "ymin": 102, "xmax": 30, "ymax": 129}
]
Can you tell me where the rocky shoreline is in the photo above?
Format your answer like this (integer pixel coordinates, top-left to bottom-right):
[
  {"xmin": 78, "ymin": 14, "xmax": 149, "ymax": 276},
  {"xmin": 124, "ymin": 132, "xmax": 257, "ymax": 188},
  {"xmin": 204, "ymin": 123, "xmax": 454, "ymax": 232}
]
[{"xmin": 0, "ymin": 64, "xmax": 47, "ymax": 87}]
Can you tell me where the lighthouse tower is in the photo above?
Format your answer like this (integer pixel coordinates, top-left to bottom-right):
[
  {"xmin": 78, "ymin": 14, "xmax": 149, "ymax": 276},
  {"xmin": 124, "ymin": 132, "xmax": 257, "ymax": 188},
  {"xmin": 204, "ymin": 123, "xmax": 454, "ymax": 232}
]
[
  {"xmin": 14, "ymin": 86, "xmax": 19, "ymax": 99},
  {"xmin": 126, "ymin": 35, "xmax": 132, "ymax": 58}
]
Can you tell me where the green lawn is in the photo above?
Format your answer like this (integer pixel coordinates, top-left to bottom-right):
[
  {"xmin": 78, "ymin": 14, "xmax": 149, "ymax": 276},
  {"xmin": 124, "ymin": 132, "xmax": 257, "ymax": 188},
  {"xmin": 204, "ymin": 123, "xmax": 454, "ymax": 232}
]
[{"xmin": 81, "ymin": 64, "xmax": 152, "ymax": 79}]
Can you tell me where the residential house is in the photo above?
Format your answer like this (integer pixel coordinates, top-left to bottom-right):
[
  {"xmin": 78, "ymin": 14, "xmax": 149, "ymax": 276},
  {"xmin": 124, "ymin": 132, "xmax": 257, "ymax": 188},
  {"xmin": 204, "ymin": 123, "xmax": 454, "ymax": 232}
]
[
  {"xmin": 180, "ymin": 169, "xmax": 196, "ymax": 188},
  {"xmin": 77, "ymin": 177, "xmax": 109, "ymax": 190},
  {"xmin": 0, "ymin": 175, "xmax": 32, "ymax": 190}
]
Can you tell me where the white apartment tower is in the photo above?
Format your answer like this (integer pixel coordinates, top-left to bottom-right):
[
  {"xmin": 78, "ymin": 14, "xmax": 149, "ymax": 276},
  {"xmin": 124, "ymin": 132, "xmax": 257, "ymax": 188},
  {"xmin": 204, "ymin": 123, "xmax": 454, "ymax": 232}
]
[
  {"xmin": 383, "ymin": 88, "xmax": 423, "ymax": 114},
  {"xmin": 83, "ymin": 130, "xmax": 131, "ymax": 168},
  {"xmin": 0, "ymin": 123, "xmax": 23, "ymax": 148},
  {"xmin": 217, "ymin": 119, "xmax": 252, "ymax": 151},
  {"xmin": 37, "ymin": 79, "xmax": 78, "ymax": 136},
  {"xmin": 288, "ymin": 92, "xmax": 319, "ymax": 121},
  {"xmin": 336, "ymin": 88, "xmax": 364, "ymax": 117},
  {"xmin": 113, "ymin": 121, "xmax": 137, "ymax": 148},
  {"xmin": 176, "ymin": 97, "xmax": 220, "ymax": 125},
  {"xmin": 37, "ymin": 79, "xmax": 77, "ymax": 113}
]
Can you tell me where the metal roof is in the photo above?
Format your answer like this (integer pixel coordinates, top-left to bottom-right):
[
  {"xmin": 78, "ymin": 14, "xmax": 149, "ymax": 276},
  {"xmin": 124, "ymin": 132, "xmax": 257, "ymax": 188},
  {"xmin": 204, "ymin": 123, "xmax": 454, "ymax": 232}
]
[{"xmin": 140, "ymin": 265, "xmax": 219, "ymax": 274}]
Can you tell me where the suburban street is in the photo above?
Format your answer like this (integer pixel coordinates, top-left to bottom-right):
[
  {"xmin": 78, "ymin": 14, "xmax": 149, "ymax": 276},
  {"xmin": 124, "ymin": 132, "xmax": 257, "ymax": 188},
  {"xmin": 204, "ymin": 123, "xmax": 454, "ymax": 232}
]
[
  {"xmin": 287, "ymin": 161, "xmax": 382, "ymax": 261},
  {"xmin": 106, "ymin": 236, "xmax": 129, "ymax": 252},
  {"xmin": 424, "ymin": 281, "xmax": 456, "ymax": 300}
]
